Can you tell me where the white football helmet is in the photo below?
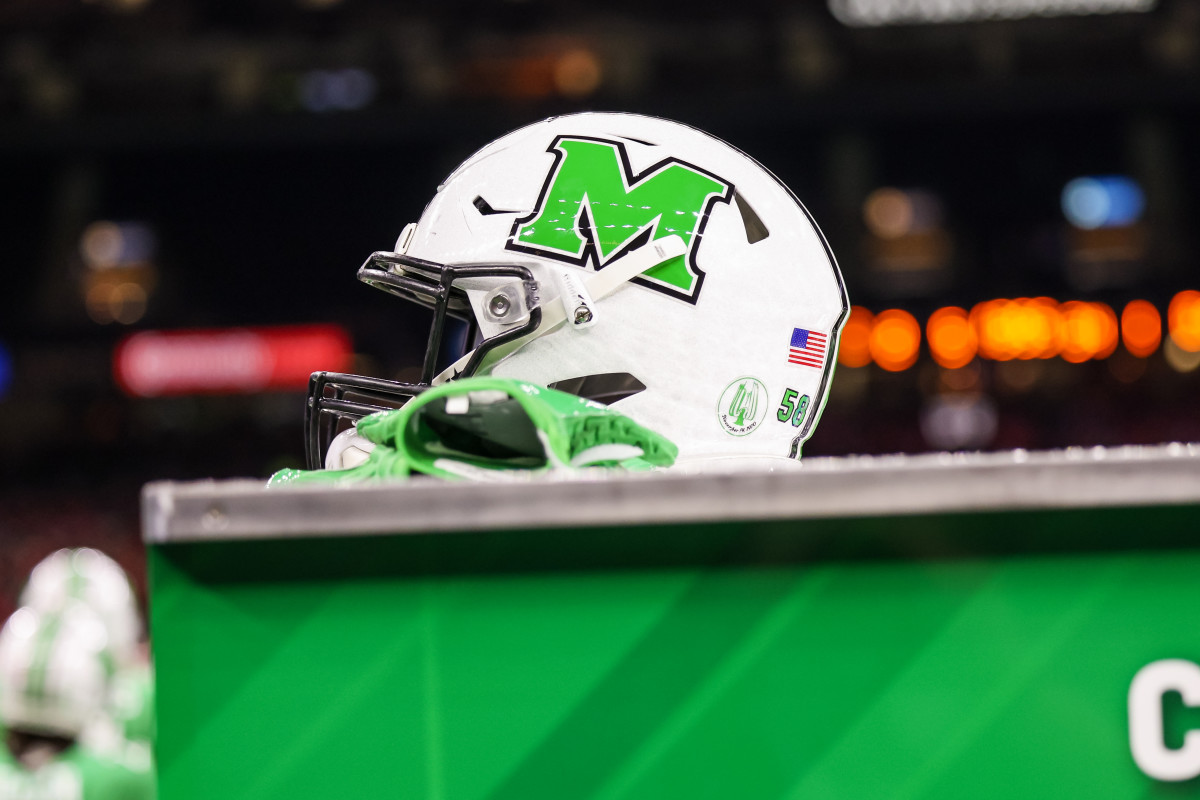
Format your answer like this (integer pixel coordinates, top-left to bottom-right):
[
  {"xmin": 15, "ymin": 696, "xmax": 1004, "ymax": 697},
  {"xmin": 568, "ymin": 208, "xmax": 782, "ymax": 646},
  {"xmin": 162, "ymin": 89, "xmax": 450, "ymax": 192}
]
[
  {"xmin": 307, "ymin": 112, "xmax": 848, "ymax": 468},
  {"xmin": 0, "ymin": 604, "xmax": 112, "ymax": 738},
  {"xmin": 20, "ymin": 548, "xmax": 142, "ymax": 668}
]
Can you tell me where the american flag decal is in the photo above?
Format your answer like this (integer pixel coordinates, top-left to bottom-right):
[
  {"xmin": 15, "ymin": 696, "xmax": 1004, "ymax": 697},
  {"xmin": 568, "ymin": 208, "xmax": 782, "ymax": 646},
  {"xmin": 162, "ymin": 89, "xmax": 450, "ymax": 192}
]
[{"xmin": 788, "ymin": 327, "xmax": 828, "ymax": 369}]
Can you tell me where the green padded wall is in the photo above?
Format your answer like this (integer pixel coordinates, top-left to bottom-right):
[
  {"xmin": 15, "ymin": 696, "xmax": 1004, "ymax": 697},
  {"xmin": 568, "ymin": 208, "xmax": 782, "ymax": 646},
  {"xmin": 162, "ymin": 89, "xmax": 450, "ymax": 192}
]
[{"xmin": 148, "ymin": 484, "xmax": 1200, "ymax": 799}]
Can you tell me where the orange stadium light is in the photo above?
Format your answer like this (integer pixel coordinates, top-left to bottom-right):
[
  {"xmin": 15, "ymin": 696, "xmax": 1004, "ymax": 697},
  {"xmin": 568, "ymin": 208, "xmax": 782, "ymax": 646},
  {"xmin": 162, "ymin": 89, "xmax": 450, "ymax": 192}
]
[
  {"xmin": 842, "ymin": 296, "xmax": 1170, "ymax": 369},
  {"xmin": 1121, "ymin": 300, "xmax": 1162, "ymax": 357},
  {"xmin": 838, "ymin": 305, "xmax": 875, "ymax": 368},
  {"xmin": 870, "ymin": 308, "xmax": 921, "ymax": 371},
  {"xmin": 1024, "ymin": 297, "xmax": 1064, "ymax": 359},
  {"xmin": 972, "ymin": 298, "xmax": 1062, "ymax": 361},
  {"xmin": 926, "ymin": 306, "xmax": 977, "ymax": 369},
  {"xmin": 971, "ymin": 300, "xmax": 1005, "ymax": 361},
  {"xmin": 1168, "ymin": 290, "xmax": 1200, "ymax": 352},
  {"xmin": 1093, "ymin": 302, "xmax": 1120, "ymax": 360},
  {"xmin": 1060, "ymin": 301, "xmax": 1118, "ymax": 363}
]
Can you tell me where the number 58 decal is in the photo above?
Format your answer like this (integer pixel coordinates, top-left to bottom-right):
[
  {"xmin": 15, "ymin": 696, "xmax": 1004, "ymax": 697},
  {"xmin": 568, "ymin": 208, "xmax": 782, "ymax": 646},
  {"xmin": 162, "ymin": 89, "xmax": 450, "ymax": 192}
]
[{"xmin": 776, "ymin": 389, "xmax": 810, "ymax": 428}]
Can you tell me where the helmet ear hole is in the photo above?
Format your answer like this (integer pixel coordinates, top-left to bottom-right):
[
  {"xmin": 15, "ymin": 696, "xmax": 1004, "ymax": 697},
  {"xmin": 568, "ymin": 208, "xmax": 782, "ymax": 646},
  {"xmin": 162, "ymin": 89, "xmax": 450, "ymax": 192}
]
[
  {"xmin": 473, "ymin": 196, "xmax": 518, "ymax": 216},
  {"xmin": 734, "ymin": 191, "xmax": 770, "ymax": 244}
]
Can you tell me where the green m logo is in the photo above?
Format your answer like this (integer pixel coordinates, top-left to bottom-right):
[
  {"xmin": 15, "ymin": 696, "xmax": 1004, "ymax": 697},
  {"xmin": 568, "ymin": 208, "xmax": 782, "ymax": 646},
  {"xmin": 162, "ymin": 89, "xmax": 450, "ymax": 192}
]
[{"xmin": 506, "ymin": 136, "xmax": 734, "ymax": 303}]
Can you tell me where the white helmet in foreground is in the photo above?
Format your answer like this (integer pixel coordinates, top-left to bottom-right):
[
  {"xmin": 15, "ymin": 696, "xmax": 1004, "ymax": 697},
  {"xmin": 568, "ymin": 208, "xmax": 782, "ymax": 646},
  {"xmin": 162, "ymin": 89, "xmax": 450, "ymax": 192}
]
[
  {"xmin": 306, "ymin": 112, "xmax": 848, "ymax": 468},
  {"xmin": 0, "ymin": 604, "xmax": 112, "ymax": 738},
  {"xmin": 20, "ymin": 548, "xmax": 142, "ymax": 668}
]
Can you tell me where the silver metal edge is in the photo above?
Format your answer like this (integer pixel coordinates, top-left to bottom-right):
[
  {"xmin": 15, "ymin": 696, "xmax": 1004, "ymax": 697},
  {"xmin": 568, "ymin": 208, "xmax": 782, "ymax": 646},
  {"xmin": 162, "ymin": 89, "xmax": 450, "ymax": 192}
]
[{"xmin": 141, "ymin": 443, "xmax": 1200, "ymax": 543}]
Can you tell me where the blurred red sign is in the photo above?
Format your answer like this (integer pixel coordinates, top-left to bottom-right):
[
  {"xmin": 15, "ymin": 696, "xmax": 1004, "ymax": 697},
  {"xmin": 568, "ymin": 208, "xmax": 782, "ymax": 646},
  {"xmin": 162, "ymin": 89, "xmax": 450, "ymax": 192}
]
[{"xmin": 114, "ymin": 325, "xmax": 352, "ymax": 397}]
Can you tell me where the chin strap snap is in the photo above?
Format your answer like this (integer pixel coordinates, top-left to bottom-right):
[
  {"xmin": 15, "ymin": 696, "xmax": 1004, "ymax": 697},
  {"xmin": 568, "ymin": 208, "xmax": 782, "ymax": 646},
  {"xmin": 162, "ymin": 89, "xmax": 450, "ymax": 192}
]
[{"xmin": 556, "ymin": 268, "xmax": 597, "ymax": 330}]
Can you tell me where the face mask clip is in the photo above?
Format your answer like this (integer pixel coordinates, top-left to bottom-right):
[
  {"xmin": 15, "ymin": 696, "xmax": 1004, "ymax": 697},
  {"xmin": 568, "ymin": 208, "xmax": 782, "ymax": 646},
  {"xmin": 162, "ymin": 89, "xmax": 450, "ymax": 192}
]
[{"xmin": 481, "ymin": 280, "xmax": 540, "ymax": 326}]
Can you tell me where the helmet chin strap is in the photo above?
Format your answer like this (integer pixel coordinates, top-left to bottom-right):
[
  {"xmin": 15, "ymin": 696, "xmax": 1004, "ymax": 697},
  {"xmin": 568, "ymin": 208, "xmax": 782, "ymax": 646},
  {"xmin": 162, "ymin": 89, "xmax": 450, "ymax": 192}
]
[{"xmin": 432, "ymin": 234, "xmax": 687, "ymax": 385}]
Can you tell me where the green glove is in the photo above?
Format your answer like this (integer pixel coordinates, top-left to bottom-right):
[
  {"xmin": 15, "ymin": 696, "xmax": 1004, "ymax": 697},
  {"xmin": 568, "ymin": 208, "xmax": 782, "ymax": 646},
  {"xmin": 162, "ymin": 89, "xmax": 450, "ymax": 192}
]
[{"xmin": 269, "ymin": 377, "xmax": 676, "ymax": 485}]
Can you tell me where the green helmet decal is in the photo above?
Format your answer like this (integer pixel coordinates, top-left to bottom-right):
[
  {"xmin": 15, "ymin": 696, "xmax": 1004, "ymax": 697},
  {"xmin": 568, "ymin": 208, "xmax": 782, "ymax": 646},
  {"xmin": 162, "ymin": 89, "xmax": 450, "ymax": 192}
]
[
  {"xmin": 717, "ymin": 376, "xmax": 769, "ymax": 436},
  {"xmin": 506, "ymin": 135, "xmax": 734, "ymax": 304}
]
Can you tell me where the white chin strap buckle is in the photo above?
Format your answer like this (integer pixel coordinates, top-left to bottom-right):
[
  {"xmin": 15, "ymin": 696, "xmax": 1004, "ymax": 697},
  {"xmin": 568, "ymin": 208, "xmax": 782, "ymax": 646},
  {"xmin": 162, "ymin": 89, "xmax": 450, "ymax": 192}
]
[
  {"xmin": 551, "ymin": 235, "xmax": 688, "ymax": 332},
  {"xmin": 556, "ymin": 269, "xmax": 597, "ymax": 330}
]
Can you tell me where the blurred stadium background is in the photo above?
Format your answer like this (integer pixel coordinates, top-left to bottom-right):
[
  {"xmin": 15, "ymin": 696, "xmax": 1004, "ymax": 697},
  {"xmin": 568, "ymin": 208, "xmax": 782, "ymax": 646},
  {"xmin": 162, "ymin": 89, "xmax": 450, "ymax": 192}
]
[{"xmin": 1, "ymin": 0, "xmax": 1199, "ymax": 611}]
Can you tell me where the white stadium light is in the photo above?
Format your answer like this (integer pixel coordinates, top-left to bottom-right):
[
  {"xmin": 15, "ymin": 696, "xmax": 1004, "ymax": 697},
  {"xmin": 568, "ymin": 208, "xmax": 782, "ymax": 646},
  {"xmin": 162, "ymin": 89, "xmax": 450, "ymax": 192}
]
[
  {"xmin": 1061, "ymin": 175, "xmax": 1146, "ymax": 230},
  {"xmin": 830, "ymin": 0, "xmax": 1157, "ymax": 26}
]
